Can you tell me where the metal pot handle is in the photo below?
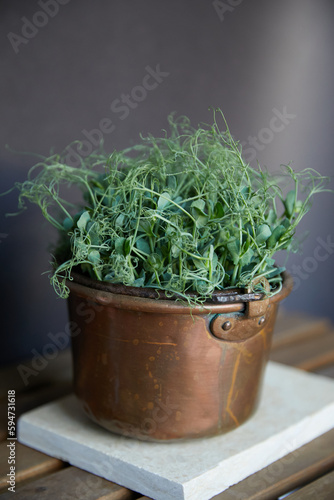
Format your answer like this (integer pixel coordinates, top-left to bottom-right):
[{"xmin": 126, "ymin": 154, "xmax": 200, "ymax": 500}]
[{"xmin": 209, "ymin": 277, "xmax": 271, "ymax": 342}]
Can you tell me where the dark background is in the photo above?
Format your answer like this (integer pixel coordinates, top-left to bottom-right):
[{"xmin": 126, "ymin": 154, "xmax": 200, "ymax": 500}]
[{"xmin": 1, "ymin": 0, "xmax": 334, "ymax": 365}]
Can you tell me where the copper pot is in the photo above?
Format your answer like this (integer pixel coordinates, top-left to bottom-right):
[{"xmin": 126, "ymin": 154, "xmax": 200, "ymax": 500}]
[{"xmin": 67, "ymin": 272, "xmax": 292, "ymax": 441}]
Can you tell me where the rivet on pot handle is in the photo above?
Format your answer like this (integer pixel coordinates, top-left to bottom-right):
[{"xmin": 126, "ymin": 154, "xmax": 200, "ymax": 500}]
[{"xmin": 210, "ymin": 277, "xmax": 271, "ymax": 342}]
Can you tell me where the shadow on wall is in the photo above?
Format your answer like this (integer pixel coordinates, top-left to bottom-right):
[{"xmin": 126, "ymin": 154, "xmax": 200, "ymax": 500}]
[{"xmin": 1, "ymin": 0, "xmax": 334, "ymax": 366}]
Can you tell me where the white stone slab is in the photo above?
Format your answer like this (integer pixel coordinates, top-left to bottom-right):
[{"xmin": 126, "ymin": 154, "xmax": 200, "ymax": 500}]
[{"xmin": 18, "ymin": 362, "xmax": 334, "ymax": 500}]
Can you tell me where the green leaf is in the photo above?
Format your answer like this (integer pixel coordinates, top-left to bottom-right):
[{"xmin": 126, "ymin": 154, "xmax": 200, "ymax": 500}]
[
  {"xmin": 195, "ymin": 215, "xmax": 209, "ymax": 228},
  {"xmin": 171, "ymin": 243, "xmax": 180, "ymax": 258},
  {"xmin": 77, "ymin": 211, "xmax": 90, "ymax": 231},
  {"xmin": 88, "ymin": 250, "xmax": 100, "ymax": 264},
  {"xmin": 266, "ymin": 209, "xmax": 277, "ymax": 225},
  {"xmin": 191, "ymin": 199, "xmax": 208, "ymax": 227},
  {"xmin": 265, "ymin": 256, "xmax": 275, "ymax": 266},
  {"xmin": 227, "ymin": 239, "xmax": 241, "ymax": 265},
  {"xmin": 104, "ymin": 272, "xmax": 115, "ymax": 281},
  {"xmin": 213, "ymin": 202, "xmax": 224, "ymax": 219},
  {"xmin": 266, "ymin": 266, "xmax": 285, "ymax": 278},
  {"xmin": 63, "ymin": 217, "xmax": 73, "ymax": 231},
  {"xmin": 267, "ymin": 225, "xmax": 286, "ymax": 248},
  {"xmin": 86, "ymin": 222, "xmax": 100, "ymax": 245},
  {"xmin": 256, "ymin": 224, "xmax": 271, "ymax": 244},
  {"xmin": 136, "ymin": 238, "xmax": 151, "ymax": 254},
  {"xmin": 241, "ymin": 186, "xmax": 251, "ymax": 198},
  {"xmin": 192, "ymin": 257, "xmax": 206, "ymax": 270},
  {"xmin": 144, "ymin": 253, "xmax": 163, "ymax": 272},
  {"xmin": 195, "ymin": 280, "xmax": 209, "ymax": 294},
  {"xmin": 158, "ymin": 192, "xmax": 172, "ymax": 209},
  {"xmin": 74, "ymin": 239, "xmax": 88, "ymax": 258},
  {"xmin": 250, "ymin": 195, "xmax": 261, "ymax": 208},
  {"xmin": 165, "ymin": 224, "xmax": 176, "ymax": 237},
  {"xmin": 138, "ymin": 219, "xmax": 152, "ymax": 235},
  {"xmin": 160, "ymin": 245, "xmax": 169, "ymax": 258},
  {"xmin": 133, "ymin": 276, "xmax": 146, "ymax": 287},
  {"xmin": 191, "ymin": 199, "xmax": 206, "ymax": 214},
  {"xmin": 116, "ymin": 214, "xmax": 125, "ymax": 227},
  {"xmin": 216, "ymin": 229, "xmax": 230, "ymax": 245},
  {"xmin": 167, "ymin": 175, "xmax": 177, "ymax": 191},
  {"xmin": 115, "ymin": 237, "xmax": 125, "ymax": 255},
  {"xmin": 239, "ymin": 247, "xmax": 254, "ymax": 267},
  {"xmin": 284, "ymin": 190, "xmax": 295, "ymax": 218},
  {"xmin": 281, "ymin": 218, "xmax": 291, "ymax": 229}
]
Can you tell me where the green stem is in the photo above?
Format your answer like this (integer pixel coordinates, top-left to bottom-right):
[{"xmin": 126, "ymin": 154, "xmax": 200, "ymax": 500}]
[
  {"xmin": 136, "ymin": 186, "xmax": 198, "ymax": 224},
  {"xmin": 154, "ymin": 269, "xmax": 161, "ymax": 285},
  {"xmin": 129, "ymin": 195, "xmax": 142, "ymax": 254},
  {"xmin": 45, "ymin": 188, "xmax": 74, "ymax": 222},
  {"xmin": 231, "ymin": 264, "xmax": 239, "ymax": 285}
]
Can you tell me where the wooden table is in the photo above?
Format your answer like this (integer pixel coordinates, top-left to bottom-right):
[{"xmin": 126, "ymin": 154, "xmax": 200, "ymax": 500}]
[{"xmin": 1, "ymin": 310, "xmax": 334, "ymax": 499}]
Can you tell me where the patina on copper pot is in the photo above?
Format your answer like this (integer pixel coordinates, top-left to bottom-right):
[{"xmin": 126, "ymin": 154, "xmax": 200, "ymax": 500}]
[{"xmin": 67, "ymin": 272, "xmax": 293, "ymax": 441}]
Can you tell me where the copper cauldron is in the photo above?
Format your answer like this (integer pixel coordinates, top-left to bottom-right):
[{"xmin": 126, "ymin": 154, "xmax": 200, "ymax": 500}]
[{"xmin": 67, "ymin": 272, "xmax": 292, "ymax": 441}]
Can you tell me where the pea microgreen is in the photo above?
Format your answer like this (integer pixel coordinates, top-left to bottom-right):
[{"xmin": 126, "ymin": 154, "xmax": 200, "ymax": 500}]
[{"xmin": 7, "ymin": 110, "xmax": 331, "ymax": 302}]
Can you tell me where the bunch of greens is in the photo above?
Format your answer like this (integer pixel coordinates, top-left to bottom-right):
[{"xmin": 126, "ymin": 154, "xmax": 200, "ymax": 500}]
[{"xmin": 8, "ymin": 111, "xmax": 330, "ymax": 301}]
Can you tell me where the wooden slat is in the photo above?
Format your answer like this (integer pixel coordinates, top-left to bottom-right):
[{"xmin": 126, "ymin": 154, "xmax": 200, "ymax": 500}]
[
  {"xmin": 270, "ymin": 331, "xmax": 334, "ymax": 371},
  {"xmin": 209, "ymin": 429, "xmax": 334, "ymax": 499},
  {"xmin": 272, "ymin": 312, "xmax": 331, "ymax": 350},
  {"xmin": 0, "ymin": 442, "xmax": 63, "ymax": 494},
  {"xmin": 0, "ymin": 466, "xmax": 136, "ymax": 500},
  {"xmin": 0, "ymin": 429, "xmax": 6, "ymax": 444},
  {"xmin": 285, "ymin": 469, "xmax": 334, "ymax": 499}
]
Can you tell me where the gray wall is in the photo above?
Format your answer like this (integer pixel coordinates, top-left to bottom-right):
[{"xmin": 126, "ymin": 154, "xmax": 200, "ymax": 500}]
[{"xmin": 1, "ymin": 0, "xmax": 334, "ymax": 365}]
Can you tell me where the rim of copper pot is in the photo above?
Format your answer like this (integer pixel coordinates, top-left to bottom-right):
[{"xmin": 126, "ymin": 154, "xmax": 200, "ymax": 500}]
[{"xmin": 66, "ymin": 271, "xmax": 293, "ymax": 315}]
